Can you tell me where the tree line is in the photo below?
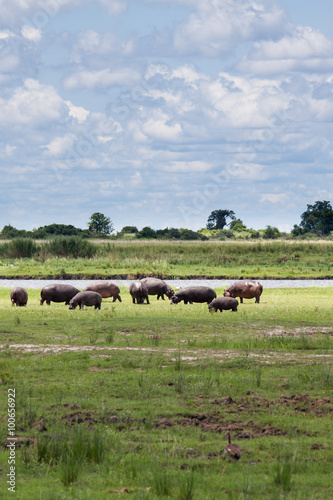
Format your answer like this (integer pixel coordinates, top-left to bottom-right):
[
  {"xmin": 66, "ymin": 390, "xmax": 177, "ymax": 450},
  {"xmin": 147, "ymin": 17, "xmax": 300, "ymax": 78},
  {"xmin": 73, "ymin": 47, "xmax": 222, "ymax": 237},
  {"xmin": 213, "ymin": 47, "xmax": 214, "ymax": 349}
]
[{"xmin": 1, "ymin": 202, "xmax": 333, "ymax": 241}]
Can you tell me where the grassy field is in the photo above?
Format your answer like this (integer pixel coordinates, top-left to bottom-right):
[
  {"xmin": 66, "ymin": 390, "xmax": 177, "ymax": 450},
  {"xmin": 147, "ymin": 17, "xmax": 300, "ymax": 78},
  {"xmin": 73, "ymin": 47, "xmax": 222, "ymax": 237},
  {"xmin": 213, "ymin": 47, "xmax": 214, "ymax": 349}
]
[
  {"xmin": 0, "ymin": 285, "xmax": 332, "ymax": 499},
  {"xmin": 0, "ymin": 240, "xmax": 333, "ymax": 278}
]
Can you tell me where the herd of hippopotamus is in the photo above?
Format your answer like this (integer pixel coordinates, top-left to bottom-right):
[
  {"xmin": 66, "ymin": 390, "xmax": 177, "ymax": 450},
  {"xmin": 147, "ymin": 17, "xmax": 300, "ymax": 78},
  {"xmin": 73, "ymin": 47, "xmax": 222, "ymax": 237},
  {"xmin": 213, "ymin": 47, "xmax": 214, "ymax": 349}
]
[{"xmin": 9, "ymin": 279, "xmax": 263, "ymax": 312}]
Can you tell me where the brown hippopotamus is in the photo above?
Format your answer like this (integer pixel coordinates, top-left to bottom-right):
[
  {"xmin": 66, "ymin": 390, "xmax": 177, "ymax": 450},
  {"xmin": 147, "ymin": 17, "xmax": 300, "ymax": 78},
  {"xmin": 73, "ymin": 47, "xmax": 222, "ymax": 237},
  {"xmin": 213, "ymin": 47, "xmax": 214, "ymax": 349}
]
[
  {"xmin": 83, "ymin": 282, "xmax": 121, "ymax": 302},
  {"xmin": 69, "ymin": 291, "xmax": 102, "ymax": 310},
  {"xmin": 170, "ymin": 286, "xmax": 216, "ymax": 305},
  {"xmin": 40, "ymin": 284, "xmax": 80, "ymax": 305},
  {"xmin": 129, "ymin": 280, "xmax": 150, "ymax": 304},
  {"xmin": 10, "ymin": 287, "xmax": 28, "ymax": 306},
  {"xmin": 140, "ymin": 278, "xmax": 174, "ymax": 300},
  {"xmin": 223, "ymin": 280, "xmax": 263, "ymax": 303},
  {"xmin": 208, "ymin": 297, "xmax": 238, "ymax": 312}
]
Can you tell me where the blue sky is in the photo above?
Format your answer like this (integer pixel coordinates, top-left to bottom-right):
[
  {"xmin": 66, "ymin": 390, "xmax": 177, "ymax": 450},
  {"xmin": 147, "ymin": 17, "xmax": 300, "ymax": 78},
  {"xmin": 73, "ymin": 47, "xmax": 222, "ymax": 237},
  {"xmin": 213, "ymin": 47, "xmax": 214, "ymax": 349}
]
[{"xmin": 0, "ymin": 0, "xmax": 333, "ymax": 233}]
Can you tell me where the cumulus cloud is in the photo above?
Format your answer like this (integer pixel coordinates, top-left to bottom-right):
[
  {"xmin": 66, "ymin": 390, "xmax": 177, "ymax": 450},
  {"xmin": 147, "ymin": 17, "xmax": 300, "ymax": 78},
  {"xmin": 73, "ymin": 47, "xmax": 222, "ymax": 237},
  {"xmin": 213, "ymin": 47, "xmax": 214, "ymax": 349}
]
[
  {"xmin": 173, "ymin": 0, "xmax": 287, "ymax": 56},
  {"xmin": 239, "ymin": 26, "xmax": 333, "ymax": 74},
  {"xmin": 43, "ymin": 135, "xmax": 75, "ymax": 156},
  {"xmin": 0, "ymin": 79, "xmax": 67, "ymax": 126},
  {"xmin": 64, "ymin": 68, "xmax": 141, "ymax": 90}
]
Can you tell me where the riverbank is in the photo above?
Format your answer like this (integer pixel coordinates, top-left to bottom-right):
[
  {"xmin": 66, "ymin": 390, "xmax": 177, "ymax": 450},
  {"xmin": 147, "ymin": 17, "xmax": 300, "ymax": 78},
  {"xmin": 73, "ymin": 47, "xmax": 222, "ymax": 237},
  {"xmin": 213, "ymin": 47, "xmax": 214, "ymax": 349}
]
[{"xmin": 0, "ymin": 240, "xmax": 332, "ymax": 279}]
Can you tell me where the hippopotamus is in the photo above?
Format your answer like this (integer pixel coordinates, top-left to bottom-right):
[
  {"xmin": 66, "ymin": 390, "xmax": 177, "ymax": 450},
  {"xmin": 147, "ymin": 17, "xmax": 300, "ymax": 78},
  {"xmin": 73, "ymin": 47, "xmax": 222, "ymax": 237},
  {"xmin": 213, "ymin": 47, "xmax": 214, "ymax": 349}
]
[
  {"xmin": 170, "ymin": 286, "xmax": 216, "ymax": 305},
  {"xmin": 69, "ymin": 291, "xmax": 102, "ymax": 310},
  {"xmin": 129, "ymin": 280, "xmax": 150, "ymax": 304},
  {"xmin": 140, "ymin": 278, "xmax": 174, "ymax": 300},
  {"xmin": 83, "ymin": 282, "xmax": 121, "ymax": 302},
  {"xmin": 10, "ymin": 287, "xmax": 28, "ymax": 307},
  {"xmin": 223, "ymin": 280, "xmax": 263, "ymax": 303},
  {"xmin": 40, "ymin": 284, "xmax": 80, "ymax": 305},
  {"xmin": 208, "ymin": 297, "xmax": 239, "ymax": 313}
]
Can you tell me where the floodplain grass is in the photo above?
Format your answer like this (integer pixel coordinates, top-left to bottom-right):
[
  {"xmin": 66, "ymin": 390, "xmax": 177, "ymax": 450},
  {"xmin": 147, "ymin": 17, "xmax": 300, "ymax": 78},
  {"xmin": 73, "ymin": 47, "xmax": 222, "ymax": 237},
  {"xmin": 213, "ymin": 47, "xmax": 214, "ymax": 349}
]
[
  {"xmin": 0, "ymin": 286, "xmax": 332, "ymax": 499},
  {"xmin": 0, "ymin": 239, "xmax": 333, "ymax": 278}
]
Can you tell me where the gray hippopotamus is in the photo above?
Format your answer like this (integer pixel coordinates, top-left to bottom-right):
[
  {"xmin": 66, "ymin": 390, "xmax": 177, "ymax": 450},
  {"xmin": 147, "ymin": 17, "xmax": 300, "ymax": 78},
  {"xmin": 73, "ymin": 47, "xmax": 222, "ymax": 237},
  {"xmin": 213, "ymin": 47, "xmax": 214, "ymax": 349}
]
[
  {"xmin": 129, "ymin": 280, "xmax": 150, "ymax": 304},
  {"xmin": 170, "ymin": 286, "xmax": 216, "ymax": 305},
  {"xmin": 40, "ymin": 284, "xmax": 80, "ymax": 305},
  {"xmin": 83, "ymin": 282, "xmax": 121, "ymax": 302},
  {"xmin": 140, "ymin": 278, "xmax": 174, "ymax": 300},
  {"xmin": 69, "ymin": 291, "xmax": 102, "ymax": 310},
  {"xmin": 208, "ymin": 297, "xmax": 239, "ymax": 313},
  {"xmin": 10, "ymin": 287, "xmax": 28, "ymax": 307},
  {"xmin": 223, "ymin": 280, "xmax": 263, "ymax": 303}
]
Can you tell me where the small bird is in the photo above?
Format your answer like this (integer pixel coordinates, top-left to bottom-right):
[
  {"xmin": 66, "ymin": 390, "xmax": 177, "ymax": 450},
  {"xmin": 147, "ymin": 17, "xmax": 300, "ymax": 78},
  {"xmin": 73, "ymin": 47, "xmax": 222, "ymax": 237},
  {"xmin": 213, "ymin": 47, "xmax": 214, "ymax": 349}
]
[{"xmin": 224, "ymin": 430, "xmax": 242, "ymax": 460}]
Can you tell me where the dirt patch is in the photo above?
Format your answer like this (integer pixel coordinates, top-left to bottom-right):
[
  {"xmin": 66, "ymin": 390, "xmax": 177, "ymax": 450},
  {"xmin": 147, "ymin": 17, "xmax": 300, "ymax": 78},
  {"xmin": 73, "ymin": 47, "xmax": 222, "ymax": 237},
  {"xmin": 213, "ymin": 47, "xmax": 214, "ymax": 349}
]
[
  {"xmin": 2, "ymin": 436, "xmax": 35, "ymax": 449},
  {"xmin": 279, "ymin": 394, "xmax": 333, "ymax": 416},
  {"xmin": 209, "ymin": 392, "xmax": 333, "ymax": 417},
  {"xmin": 2, "ymin": 343, "xmax": 333, "ymax": 365},
  {"xmin": 261, "ymin": 327, "xmax": 333, "ymax": 338},
  {"xmin": 155, "ymin": 413, "xmax": 287, "ymax": 438}
]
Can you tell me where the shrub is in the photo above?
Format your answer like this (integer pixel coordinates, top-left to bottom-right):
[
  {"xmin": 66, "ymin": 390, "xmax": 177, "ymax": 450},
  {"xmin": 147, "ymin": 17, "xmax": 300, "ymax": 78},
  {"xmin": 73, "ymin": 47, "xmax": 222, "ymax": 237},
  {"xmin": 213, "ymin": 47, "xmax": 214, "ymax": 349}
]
[
  {"xmin": 43, "ymin": 237, "xmax": 97, "ymax": 258},
  {"xmin": 0, "ymin": 238, "xmax": 39, "ymax": 258}
]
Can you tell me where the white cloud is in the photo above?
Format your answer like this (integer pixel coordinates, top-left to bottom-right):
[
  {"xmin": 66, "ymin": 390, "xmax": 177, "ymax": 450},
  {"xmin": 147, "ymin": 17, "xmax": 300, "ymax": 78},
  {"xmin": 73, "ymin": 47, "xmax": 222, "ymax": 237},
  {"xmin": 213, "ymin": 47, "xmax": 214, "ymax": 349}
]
[
  {"xmin": 260, "ymin": 194, "xmax": 288, "ymax": 204},
  {"xmin": 64, "ymin": 68, "xmax": 141, "ymax": 90},
  {"xmin": 141, "ymin": 113, "xmax": 183, "ymax": 141},
  {"xmin": 43, "ymin": 135, "xmax": 75, "ymax": 156},
  {"xmin": 239, "ymin": 26, "xmax": 333, "ymax": 74},
  {"xmin": 21, "ymin": 25, "xmax": 42, "ymax": 43},
  {"xmin": 173, "ymin": 0, "xmax": 286, "ymax": 56},
  {"xmin": 0, "ymin": 79, "xmax": 67, "ymax": 126},
  {"xmin": 0, "ymin": 30, "xmax": 15, "ymax": 40},
  {"xmin": 65, "ymin": 100, "xmax": 90, "ymax": 123}
]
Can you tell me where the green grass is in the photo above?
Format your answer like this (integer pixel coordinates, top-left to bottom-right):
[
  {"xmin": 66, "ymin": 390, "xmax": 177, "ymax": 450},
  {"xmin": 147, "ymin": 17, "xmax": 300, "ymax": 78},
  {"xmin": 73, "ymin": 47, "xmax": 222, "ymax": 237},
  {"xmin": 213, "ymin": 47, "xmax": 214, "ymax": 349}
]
[
  {"xmin": 0, "ymin": 286, "xmax": 332, "ymax": 498},
  {"xmin": 0, "ymin": 239, "xmax": 333, "ymax": 278}
]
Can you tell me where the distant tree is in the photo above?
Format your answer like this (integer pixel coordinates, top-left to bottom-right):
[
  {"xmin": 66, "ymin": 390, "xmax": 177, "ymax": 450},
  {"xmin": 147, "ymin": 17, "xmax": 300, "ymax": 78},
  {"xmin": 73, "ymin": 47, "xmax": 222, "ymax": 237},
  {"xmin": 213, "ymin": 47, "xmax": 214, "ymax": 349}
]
[
  {"xmin": 121, "ymin": 226, "xmax": 138, "ymax": 233},
  {"xmin": 88, "ymin": 212, "xmax": 114, "ymax": 234},
  {"xmin": 0, "ymin": 225, "xmax": 31, "ymax": 238},
  {"xmin": 136, "ymin": 226, "xmax": 156, "ymax": 238},
  {"xmin": 179, "ymin": 228, "xmax": 201, "ymax": 240},
  {"xmin": 299, "ymin": 200, "xmax": 333, "ymax": 237},
  {"xmin": 206, "ymin": 210, "xmax": 236, "ymax": 230},
  {"xmin": 229, "ymin": 219, "xmax": 247, "ymax": 232},
  {"xmin": 263, "ymin": 225, "xmax": 281, "ymax": 239}
]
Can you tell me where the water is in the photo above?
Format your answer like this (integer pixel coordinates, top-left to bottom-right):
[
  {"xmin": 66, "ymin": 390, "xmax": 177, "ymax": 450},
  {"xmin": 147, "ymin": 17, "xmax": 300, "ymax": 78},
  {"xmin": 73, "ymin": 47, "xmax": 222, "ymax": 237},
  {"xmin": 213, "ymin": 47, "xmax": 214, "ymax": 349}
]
[{"xmin": 1, "ymin": 278, "xmax": 332, "ymax": 290}]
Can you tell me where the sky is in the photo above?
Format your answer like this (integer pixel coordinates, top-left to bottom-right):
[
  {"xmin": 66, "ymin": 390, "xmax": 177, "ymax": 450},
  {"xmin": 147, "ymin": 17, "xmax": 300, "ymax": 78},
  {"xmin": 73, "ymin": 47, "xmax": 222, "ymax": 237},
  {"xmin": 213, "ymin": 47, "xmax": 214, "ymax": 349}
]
[{"xmin": 0, "ymin": 0, "xmax": 333, "ymax": 233}]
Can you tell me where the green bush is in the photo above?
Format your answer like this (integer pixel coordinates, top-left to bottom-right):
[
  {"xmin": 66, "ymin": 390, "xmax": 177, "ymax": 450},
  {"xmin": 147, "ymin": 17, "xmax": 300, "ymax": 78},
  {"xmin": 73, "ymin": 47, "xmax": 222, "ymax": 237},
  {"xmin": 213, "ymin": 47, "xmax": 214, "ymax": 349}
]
[
  {"xmin": 0, "ymin": 238, "xmax": 39, "ymax": 258},
  {"xmin": 43, "ymin": 237, "xmax": 97, "ymax": 258}
]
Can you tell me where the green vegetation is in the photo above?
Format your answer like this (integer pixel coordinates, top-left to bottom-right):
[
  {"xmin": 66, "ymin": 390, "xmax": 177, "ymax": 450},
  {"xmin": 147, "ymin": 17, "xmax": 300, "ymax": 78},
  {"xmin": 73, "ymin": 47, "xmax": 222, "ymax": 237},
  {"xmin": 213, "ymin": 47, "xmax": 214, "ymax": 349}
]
[
  {"xmin": 0, "ymin": 239, "xmax": 333, "ymax": 278},
  {"xmin": 0, "ymin": 286, "xmax": 332, "ymax": 498},
  {"xmin": 1, "ymin": 200, "xmax": 333, "ymax": 241}
]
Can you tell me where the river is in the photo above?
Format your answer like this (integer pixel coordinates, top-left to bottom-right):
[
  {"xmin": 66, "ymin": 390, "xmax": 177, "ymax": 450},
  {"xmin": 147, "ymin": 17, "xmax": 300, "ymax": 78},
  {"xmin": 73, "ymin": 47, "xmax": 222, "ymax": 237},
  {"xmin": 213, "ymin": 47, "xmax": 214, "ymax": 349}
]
[{"xmin": 1, "ymin": 279, "xmax": 333, "ymax": 289}]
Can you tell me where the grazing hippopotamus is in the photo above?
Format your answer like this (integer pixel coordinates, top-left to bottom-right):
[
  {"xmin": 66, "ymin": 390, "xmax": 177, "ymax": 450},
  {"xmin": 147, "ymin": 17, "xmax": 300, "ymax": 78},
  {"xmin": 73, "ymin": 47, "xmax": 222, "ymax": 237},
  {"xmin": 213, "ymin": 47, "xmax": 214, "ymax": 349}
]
[
  {"xmin": 83, "ymin": 282, "xmax": 121, "ymax": 302},
  {"xmin": 140, "ymin": 278, "xmax": 174, "ymax": 300},
  {"xmin": 10, "ymin": 287, "xmax": 28, "ymax": 307},
  {"xmin": 69, "ymin": 291, "xmax": 102, "ymax": 310},
  {"xmin": 208, "ymin": 297, "xmax": 238, "ymax": 313},
  {"xmin": 40, "ymin": 284, "xmax": 80, "ymax": 305},
  {"xmin": 170, "ymin": 286, "xmax": 216, "ymax": 305},
  {"xmin": 129, "ymin": 280, "xmax": 150, "ymax": 304},
  {"xmin": 223, "ymin": 280, "xmax": 263, "ymax": 303}
]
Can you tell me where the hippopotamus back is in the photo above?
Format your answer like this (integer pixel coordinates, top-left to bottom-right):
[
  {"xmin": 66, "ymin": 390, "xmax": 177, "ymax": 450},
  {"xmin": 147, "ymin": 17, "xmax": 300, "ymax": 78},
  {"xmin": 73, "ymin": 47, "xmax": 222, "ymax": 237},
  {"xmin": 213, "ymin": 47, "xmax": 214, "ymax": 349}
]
[{"xmin": 223, "ymin": 280, "xmax": 263, "ymax": 303}]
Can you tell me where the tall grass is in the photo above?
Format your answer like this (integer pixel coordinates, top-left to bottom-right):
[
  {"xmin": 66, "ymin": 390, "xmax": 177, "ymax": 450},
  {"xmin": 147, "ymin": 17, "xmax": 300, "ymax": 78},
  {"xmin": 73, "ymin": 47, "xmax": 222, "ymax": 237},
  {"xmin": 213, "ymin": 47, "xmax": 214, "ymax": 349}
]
[
  {"xmin": 42, "ymin": 237, "xmax": 97, "ymax": 259},
  {"xmin": 0, "ymin": 238, "xmax": 39, "ymax": 258},
  {"xmin": 0, "ymin": 239, "xmax": 333, "ymax": 277}
]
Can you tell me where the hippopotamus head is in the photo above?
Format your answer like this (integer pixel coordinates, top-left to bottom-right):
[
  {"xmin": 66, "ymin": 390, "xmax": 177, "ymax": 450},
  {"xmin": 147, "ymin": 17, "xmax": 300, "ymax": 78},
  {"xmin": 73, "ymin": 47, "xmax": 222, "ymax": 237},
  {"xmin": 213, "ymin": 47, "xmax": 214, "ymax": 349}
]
[
  {"xmin": 170, "ymin": 295, "xmax": 181, "ymax": 304},
  {"xmin": 165, "ymin": 288, "xmax": 175, "ymax": 299},
  {"xmin": 223, "ymin": 290, "xmax": 232, "ymax": 297}
]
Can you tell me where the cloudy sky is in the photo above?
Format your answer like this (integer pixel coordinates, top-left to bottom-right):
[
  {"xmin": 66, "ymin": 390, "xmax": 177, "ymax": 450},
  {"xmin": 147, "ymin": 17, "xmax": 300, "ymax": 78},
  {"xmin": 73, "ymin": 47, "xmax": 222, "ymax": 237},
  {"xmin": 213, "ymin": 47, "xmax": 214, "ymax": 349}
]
[{"xmin": 1, "ymin": 0, "xmax": 333, "ymax": 233}]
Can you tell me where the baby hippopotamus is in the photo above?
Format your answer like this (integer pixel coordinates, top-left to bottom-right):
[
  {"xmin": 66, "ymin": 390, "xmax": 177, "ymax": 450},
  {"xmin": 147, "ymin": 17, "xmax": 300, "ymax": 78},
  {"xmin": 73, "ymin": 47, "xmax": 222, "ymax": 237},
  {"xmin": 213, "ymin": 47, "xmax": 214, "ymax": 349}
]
[
  {"xmin": 208, "ymin": 297, "xmax": 239, "ymax": 313},
  {"xmin": 69, "ymin": 291, "xmax": 102, "ymax": 310}
]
